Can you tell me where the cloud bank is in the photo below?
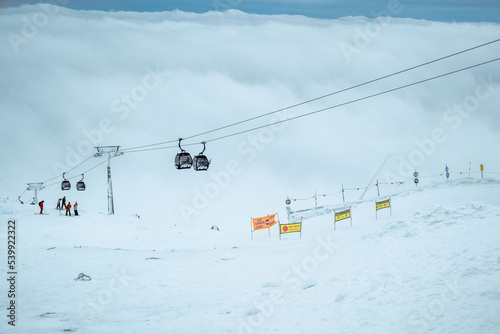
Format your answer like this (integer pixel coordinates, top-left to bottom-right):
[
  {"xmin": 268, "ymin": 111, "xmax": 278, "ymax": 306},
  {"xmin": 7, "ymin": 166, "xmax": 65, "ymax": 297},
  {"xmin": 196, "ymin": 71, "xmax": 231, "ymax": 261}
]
[{"xmin": 1, "ymin": 5, "xmax": 499, "ymax": 227}]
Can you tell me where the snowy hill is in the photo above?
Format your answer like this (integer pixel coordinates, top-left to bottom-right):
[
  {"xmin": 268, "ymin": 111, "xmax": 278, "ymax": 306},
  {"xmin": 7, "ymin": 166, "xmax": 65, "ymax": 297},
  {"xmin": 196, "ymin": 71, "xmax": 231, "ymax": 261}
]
[{"xmin": 1, "ymin": 177, "xmax": 499, "ymax": 333}]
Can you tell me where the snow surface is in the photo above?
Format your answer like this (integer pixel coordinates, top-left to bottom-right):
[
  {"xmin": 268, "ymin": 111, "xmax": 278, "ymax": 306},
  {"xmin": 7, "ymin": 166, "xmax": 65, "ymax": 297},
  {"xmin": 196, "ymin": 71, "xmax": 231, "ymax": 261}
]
[{"xmin": 1, "ymin": 177, "xmax": 499, "ymax": 333}]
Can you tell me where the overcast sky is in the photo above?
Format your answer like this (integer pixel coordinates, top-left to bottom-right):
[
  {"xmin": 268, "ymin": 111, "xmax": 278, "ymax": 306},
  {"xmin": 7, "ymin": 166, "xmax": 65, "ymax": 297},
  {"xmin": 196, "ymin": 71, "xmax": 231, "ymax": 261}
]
[{"xmin": 1, "ymin": 0, "xmax": 500, "ymax": 22}]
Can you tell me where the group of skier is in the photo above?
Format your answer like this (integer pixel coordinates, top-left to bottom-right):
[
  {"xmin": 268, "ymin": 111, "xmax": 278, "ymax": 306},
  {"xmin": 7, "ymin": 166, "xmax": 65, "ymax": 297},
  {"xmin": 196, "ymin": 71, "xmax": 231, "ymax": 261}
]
[{"xmin": 56, "ymin": 196, "xmax": 79, "ymax": 216}]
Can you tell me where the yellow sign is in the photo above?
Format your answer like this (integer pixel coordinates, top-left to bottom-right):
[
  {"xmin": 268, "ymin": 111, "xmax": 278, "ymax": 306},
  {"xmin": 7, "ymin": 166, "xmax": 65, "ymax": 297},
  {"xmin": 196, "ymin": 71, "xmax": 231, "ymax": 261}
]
[
  {"xmin": 280, "ymin": 222, "xmax": 301, "ymax": 234},
  {"xmin": 376, "ymin": 199, "xmax": 390, "ymax": 211},
  {"xmin": 334, "ymin": 206, "xmax": 352, "ymax": 231},
  {"xmin": 335, "ymin": 209, "xmax": 351, "ymax": 222},
  {"xmin": 480, "ymin": 164, "xmax": 484, "ymax": 172},
  {"xmin": 252, "ymin": 214, "xmax": 278, "ymax": 231}
]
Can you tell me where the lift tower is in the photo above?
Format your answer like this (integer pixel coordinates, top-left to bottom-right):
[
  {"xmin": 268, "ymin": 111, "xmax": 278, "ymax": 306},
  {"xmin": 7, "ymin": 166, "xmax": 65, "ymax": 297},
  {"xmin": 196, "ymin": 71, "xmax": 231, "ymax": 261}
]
[
  {"xmin": 94, "ymin": 146, "xmax": 123, "ymax": 215},
  {"xmin": 26, "ymin": 182, "xmax": 45, "ymax": 205}
]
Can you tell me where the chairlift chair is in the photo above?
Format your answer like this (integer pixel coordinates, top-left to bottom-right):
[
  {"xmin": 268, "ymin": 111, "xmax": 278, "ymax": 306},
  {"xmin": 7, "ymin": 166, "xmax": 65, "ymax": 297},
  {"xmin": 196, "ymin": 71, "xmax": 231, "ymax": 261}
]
[
  {"xmin": 76, "ymin": 174, "xmax": 86, "ymax": 191},
  {"xmin": 193, "ymin": 142, "xmax": 210, "ymax": 171},
  {"xmin": 61, "ymin": 173, "xmax": 71, "ymax": 191},
  {"xmin": 175, "ymin": 138, "xmax": 193, "ymax": 170}
]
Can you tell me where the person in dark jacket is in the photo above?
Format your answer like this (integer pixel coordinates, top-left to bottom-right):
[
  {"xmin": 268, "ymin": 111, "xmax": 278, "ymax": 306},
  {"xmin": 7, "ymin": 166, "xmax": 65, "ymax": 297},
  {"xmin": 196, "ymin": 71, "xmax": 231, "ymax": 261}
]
[
  {"xmin": 39, "ymin": 200, "xmax": 44, "ymax": 214},
  {"xmin": 62, "ymin": 196, "xmax": 66, "ymax": 210}
]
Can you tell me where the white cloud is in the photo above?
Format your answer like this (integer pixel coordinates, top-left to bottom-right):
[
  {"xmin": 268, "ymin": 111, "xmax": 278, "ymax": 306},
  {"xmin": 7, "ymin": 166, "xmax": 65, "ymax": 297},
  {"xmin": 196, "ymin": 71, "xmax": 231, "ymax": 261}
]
[{"xmin": 0, "ymin": 5, "xmax": 499, "ymax": 224}]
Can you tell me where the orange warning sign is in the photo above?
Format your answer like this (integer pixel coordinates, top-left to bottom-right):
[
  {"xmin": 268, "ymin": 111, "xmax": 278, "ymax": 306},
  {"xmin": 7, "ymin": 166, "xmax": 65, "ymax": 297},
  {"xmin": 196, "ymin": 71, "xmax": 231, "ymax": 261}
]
[{"xmin": 252, "ymin": 214, "xmax": 278, "ymax": 231}]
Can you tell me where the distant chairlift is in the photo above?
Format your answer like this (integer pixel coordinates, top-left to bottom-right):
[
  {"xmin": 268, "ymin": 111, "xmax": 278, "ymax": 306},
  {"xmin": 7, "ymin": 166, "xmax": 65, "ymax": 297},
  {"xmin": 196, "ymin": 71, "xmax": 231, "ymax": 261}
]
[
  {"xmin": 193, "ymin": 141, "xmax": 210, "ymax": 171},
  {"xmin": 175, "ymin": 138, "xmax": 193, "ymax": 170},
  {"xmin": 76, "ymin": 174, "xmax": 86, "ymax": 191},
  {"xmin": 61, "ymin": 173, "xmax": 71, "ymax": 191}
]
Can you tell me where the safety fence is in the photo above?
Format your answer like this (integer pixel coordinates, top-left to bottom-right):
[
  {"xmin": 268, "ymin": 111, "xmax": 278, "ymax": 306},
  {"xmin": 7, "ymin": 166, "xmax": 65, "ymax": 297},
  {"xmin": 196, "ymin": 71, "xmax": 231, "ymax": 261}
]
[{"xmin": 285, "ymin": 165, "xmax": 500, "ymax": 221}]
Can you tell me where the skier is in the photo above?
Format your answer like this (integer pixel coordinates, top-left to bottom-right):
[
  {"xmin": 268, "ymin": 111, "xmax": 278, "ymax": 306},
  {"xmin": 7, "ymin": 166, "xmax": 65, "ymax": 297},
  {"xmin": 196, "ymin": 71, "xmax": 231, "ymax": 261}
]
[
  {"xmin": 56, "ymin": 198, "xmax": 61, "ymax": 210},
  {"xmin": 39, "ymin": 200, "xmax": 44, "ymax": 214},
  {"xmin": 74, "ymin": 202, "xmax": 79, "ymax": 216},
  {"xmin": 66, "ymin": 202, "xmax": 72, "ymax": 216},
  {"xmin": 62, "ymin": 196, "xmax": 66, "ymax": 210}
]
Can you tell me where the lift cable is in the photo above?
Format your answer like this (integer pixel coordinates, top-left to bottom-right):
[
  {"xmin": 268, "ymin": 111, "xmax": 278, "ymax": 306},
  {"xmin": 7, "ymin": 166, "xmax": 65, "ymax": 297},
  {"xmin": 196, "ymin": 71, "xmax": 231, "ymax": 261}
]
[
  {"xmin": 41, "ymin": 159, "xmax": 108, "ymax": 188},
  {"xmin": 201, "ymin": 57, "xmax": 500, "ymax": 144},
  {"xmin": 120, "ymin": 37, "xmax": 500, "ymax": 152},
  {"xmin": 21, "ymin": 40, "xmax": 500, "ymax": 193},
  {"xmin": 40, "ymin": 154, "xmax": 96, "ymax": 184},
  {"xmin": 122, "ymin": 56, "xmax": 500, "ymax": 153}
]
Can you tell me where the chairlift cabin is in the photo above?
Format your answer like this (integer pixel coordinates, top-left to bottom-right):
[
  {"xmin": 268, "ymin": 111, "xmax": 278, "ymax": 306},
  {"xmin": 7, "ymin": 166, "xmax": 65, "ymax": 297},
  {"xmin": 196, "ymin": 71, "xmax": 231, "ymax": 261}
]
[
  {"xmin": 76, "ymin": 174, "xmax": 86, "ymax": 191},
  {"xmin": 175, "ymin": 138, "xmax": 193, "ymax": 170},
  {"xmin": 193, "ymin": 155, "xmax": 210, "ymax": 171},
  {"xmin": 61, "ymin": 173, "xmax": 71, "ymax": 191},
  {"xmin": 193, "ymin": 142, "xmax": 210, "ymax": 171}
]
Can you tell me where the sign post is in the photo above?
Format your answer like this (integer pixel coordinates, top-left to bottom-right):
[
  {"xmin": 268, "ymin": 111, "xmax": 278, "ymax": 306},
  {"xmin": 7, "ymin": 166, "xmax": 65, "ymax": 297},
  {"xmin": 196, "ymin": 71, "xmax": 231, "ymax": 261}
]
[
  {"xmin": 251, "ymin": 213, "xmax": 279, "ymax": 239},
  {"xmin": 279, "ymin": 217, "xmax": 302, "ymax": 240},
  {"xmin": 375, "ymin": 197, "xmax": 391, "ymax": 219},
  {"xmin": 334, "ymin": 207, "xmax": 352, "ymax": 231}
]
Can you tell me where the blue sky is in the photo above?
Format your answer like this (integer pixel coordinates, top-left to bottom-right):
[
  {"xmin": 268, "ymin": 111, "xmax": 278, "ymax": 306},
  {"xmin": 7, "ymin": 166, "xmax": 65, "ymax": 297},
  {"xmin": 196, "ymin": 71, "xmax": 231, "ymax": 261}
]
[{"xmin": 2, "ymin": 0, "xmax": 500, "ymax": 22}]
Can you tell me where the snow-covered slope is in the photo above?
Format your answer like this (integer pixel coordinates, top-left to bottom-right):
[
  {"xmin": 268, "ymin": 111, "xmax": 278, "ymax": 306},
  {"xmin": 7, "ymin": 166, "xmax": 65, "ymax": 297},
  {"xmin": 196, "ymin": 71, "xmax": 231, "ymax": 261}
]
[{"xmin": 1, "ymin": 178, "xmax": 499, "ymax": 333}]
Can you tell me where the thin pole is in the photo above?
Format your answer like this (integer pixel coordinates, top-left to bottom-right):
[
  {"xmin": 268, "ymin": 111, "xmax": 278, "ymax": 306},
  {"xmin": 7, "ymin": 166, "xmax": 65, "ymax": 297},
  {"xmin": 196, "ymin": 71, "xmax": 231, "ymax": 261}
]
[
  {"xmin": 107, "ymin": 155, "xmax": 114, "ymax": 215},
  {"xmin": 360, "ymin": 154, "xmax": 393, "ymax": 200},
  {"xmin": 350, "ymin": 206, "xmax": 352, "ymax": 227},
  {"xmin": 314, "ymin": 190, "xmax": 317, "ymax": 215},
  {"xmin": 251, "ymin": 218, "xmax": 253, "ymax": 240},
  {"xmin": 300, "ymin": 217, "xmax": 302, "ymax": 239},
  {"xmin": 334, "ymin": 210, "xmax": 336, "ymax": 231}
]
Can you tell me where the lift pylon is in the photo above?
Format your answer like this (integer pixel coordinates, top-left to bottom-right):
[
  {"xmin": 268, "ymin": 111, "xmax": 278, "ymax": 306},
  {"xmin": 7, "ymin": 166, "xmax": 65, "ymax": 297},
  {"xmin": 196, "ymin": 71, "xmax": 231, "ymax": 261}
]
[{"xmin": 94, "ymin": 146, "xmax": 123, "ymax": 215}]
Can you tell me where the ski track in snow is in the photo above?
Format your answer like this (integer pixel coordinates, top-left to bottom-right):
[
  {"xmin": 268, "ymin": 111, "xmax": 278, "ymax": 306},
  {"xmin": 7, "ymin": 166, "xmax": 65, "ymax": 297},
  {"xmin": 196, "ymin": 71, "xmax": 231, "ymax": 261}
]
[{"xmin": 0, "ymin": 179, "xmax": 499, "ymax": 333}]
